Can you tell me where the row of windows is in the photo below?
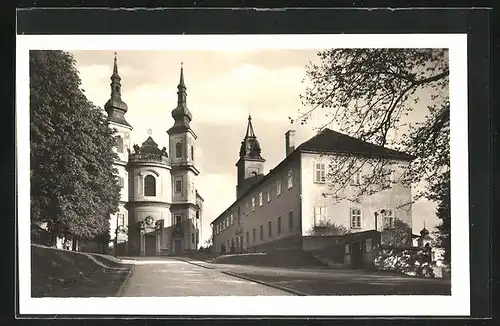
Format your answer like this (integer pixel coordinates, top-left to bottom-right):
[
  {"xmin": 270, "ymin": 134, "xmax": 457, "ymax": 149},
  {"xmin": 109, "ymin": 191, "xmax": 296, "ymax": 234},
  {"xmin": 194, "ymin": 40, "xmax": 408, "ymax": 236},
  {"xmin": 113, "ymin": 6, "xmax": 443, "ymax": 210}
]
[
  {"xmin": 313, "ymin": 162, "xmax": 395, "ymax": 185},
  {"xmin": 314, "ymin": 206, "xmax": 395, "ymax": 229},
  {"xmin": 214, "ymin": 170, "xmax": 295, "ymax": 234},
  {"xmin": 117, "ymin": 175, "xmax": 188, "ymax": 197},
  {"xmin": 219, "ymin": 211, "xmax": 296, "ymax": 249}
]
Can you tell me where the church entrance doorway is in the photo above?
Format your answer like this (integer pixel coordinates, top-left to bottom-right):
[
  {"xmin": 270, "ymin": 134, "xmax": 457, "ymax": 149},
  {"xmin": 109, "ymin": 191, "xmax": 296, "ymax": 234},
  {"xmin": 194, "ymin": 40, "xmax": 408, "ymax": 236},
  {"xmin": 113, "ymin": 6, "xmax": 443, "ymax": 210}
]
[
  {"xmin": 173, "ymin": 239, "xmax": 183, "ymax": 254},
  {"xmin": 145, "ymin": 233, "xmax": 157, "ymax": 256}
]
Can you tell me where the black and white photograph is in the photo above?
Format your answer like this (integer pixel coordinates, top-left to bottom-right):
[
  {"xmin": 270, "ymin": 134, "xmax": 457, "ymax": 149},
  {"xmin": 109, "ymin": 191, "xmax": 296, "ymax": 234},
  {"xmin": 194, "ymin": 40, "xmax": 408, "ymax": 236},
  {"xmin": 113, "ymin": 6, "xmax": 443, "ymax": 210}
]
[{"xmin": 17, "ymin": 32, "xmax": 470, "ymax": 316}]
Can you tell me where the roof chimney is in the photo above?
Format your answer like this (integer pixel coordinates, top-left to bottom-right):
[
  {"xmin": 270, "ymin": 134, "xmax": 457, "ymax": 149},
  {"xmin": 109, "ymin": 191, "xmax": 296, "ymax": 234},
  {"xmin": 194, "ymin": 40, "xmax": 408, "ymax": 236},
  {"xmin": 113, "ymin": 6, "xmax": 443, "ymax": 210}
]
[{"xmin": 285, "ymin": 130, "xmax": 295, "ymax": 156}]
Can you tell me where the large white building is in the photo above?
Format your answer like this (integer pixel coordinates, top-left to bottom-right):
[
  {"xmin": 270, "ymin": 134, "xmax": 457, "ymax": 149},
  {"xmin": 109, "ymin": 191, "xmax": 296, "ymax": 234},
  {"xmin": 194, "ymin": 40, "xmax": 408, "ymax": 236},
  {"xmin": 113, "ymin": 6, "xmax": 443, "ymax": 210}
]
[
  {"xmin": 211, "ymin": 117, "xmax": 415, "ymax": 268},
  {"xmin": 105, "ymin": 55, "xmax": 203, "ymax": 256}
]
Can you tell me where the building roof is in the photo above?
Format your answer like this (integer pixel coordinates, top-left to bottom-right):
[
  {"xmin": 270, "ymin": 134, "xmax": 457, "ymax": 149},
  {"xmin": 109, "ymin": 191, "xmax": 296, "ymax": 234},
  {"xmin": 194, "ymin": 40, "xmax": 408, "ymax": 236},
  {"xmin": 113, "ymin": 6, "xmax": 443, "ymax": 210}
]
[
  {"xmin": 210, "ymin": 128, "xmax": 416, "ymax": 226},
  {"xmin": 298, "ymin": 128, "xmax": 416, "ymax": 161}
]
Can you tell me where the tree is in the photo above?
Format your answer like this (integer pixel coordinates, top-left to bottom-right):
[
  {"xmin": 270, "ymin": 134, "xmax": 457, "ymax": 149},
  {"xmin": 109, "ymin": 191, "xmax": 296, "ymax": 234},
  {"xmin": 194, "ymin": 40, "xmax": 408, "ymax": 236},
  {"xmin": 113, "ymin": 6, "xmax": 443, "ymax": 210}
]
[
  {"xmin": 429, "ymin": 171, "xmax": 450, "ymax": 264},
  {"xmin": 305, "ymin": 219, "xmax": 350, "ymax": 236},
  {"xmin": 299, "ymin": 48, "xmax": 449, "ymax": 201},
  {"xmin": 30, "ymin": 50, "xmax": 120, "ymax": 245},
  {"xmin": 380, "ymin": 218, "xmax": 412, "ymax": 247},
  {"xmin": 299, "ymin": 48, "xmax": 450, "ymax": 253}
]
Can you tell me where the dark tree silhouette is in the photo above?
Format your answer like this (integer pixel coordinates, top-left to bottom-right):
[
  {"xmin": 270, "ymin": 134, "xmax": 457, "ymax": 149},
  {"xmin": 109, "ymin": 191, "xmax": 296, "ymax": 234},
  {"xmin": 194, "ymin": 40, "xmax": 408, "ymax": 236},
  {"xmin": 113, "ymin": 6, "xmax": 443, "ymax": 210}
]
[{"xmin": 30, "ymin": 50, "xmax": 120, "ymax": 245}]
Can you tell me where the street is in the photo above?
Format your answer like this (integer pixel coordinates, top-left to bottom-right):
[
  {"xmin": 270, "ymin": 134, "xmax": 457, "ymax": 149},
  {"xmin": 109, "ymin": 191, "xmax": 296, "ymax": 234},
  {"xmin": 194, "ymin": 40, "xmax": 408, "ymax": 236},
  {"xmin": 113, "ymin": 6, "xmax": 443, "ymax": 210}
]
[
  {"xmin": 120, "ymin": 257, "xmax": 292, "ymax": 296},
  {"xmin": 118, "ymin": 257, "xmax": 451, "ymax": 296}
]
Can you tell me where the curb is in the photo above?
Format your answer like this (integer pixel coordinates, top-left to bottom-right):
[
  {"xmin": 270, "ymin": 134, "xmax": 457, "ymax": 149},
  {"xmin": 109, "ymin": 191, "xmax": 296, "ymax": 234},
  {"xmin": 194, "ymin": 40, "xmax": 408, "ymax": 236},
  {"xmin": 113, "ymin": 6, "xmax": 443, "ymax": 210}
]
[
  {"xmin": 173, "ymin": 257, "xmax": 305, "ymax": 296},
  {"xmin": 170, "ymin": 257, "xmax": 214, "ymax": 270},
  {"xmin": 116, "ymin": 264, "xmax": 135, "ymax": 297},
  {"xmin": 221, "ymin": 271, "xmax": 306, "ymax": 296}
]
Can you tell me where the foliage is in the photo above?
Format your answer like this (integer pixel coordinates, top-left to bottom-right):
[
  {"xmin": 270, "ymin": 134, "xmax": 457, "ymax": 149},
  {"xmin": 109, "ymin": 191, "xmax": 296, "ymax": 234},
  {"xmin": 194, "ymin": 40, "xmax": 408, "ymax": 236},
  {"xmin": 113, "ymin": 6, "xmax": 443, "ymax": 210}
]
[
  {"xmin": 30, "ymin": 50, "xmax": 120, "ymax": 243},
  {"xmin": 305, "ymin": 219, "xmax": 351, "ymax": 236},
  {"xmin": 199, "ymin": 235, "xmax": 213, "ymax": 252},
  {"xmin": 429, "ymin": 170, "xmax": 451, "ymax": 264},
  {"xmin": 380, "ymin": 218, "xmax": 412, "ymax": 247},
  {"xmin": 299, "ymin": 49, "xmax": 450, "ymax": 203},
  {"xmin": 374, "ymin": 247, "xmax": 435, "ymax": 278}
]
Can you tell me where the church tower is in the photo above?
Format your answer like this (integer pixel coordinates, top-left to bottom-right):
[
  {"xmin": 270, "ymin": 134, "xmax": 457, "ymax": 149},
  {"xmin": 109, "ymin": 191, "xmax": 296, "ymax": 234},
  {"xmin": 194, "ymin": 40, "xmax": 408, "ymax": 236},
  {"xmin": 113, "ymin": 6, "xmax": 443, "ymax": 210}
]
[
  {"xmin": 235, "ymin": 115, "xmax": 265, "ymax": 199},
  {"xmin": 105, "ymin": 53, "xmax": 132, "ymax": 254},
  {"xmin": 167, "ymin": 64, "xmax": 201, "ymax": 253}
]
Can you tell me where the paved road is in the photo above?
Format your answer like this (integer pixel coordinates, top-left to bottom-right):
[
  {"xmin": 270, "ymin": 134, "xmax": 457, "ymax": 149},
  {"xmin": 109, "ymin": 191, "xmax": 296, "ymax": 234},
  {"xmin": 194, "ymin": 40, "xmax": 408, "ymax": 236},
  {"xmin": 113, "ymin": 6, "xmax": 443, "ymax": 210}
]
[
  {"xmin": 120, "ymin": 258, "xmax": 292, "ymax": 296},
  {"xmin": 175, "ymin": 258, "xmax": 451, "ymax": 295}
]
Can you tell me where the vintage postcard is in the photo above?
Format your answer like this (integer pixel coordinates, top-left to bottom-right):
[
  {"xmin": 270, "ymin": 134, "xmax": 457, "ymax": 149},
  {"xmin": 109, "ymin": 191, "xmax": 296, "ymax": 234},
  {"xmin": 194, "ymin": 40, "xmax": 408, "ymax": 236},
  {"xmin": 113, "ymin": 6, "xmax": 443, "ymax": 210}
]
[{"xmin": 17, "ymin": 33, "xmax": 469, "ymax": 316}]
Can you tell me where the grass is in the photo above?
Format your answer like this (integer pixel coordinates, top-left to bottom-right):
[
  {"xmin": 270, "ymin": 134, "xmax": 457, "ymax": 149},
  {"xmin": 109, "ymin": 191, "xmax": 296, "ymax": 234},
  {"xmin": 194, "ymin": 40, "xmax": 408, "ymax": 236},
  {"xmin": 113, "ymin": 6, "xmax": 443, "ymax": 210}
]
[{"xmin": 31, "ymin": 245, "xmax": 133, "ymax": 297}]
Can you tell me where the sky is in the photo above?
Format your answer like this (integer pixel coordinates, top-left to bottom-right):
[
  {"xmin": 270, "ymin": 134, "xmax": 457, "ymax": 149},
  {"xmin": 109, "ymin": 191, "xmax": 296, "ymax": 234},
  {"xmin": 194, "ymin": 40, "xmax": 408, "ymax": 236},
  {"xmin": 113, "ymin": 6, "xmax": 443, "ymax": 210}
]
[{"xmin": 71, "ymin": 50, "xmax": 439, "ymax": 244}]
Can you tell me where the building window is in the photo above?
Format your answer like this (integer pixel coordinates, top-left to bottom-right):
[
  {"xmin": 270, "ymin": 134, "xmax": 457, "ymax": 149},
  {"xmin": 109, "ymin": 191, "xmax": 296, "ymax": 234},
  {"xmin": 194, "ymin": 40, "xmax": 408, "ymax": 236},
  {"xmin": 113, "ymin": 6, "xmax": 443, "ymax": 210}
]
[
  {"xmin": 277, "ymin": 216, "xmax": 282, "ymax": 234},
  {"xmin": 246, "ymin": 231, "xmax": 249, "ymax": 245},
  {"xmin": 260, "ymin": 225, "xmax": 264, "ymax": 240},
  {"xmin": 196, "ymin": 230, "xmax": 199, "ymax": 244},
  {"xmin": 230, "ymin": 213, "xmax": 234, "ymax": 225},
  {"xmin": 251, "ymin": 197, "xmax": 256, "ymax": 211},
  {"xmin": 276, "ymin": 179, "xmax": 282, "ymax": 196},
  {"xmin": 259, "ymin": 192, "xmax": 263, "ymax": 207},
  {"xmin": 175, "ymin": 142, "xmax": 182, "ymax": 158},
  {"xmin": 116, "ymin": 136, "xmax": 123, "ymax": 153},
  {"xmin": 350, "ymin": 208, "xmax": 362, "ymax": 229},
  {"xmin": 345, "ymin": 244, "xmax": 350, "ymax": 254},
  {"xmin": 267, "ymin": 189, "xmax": 271, "ymax": 202},
  {"xmin": 174, "ymin": 214, "xmax": 182, "ymax": 225},
  {"xmin": 288, "ymin": 211, "xmax": 294, "ymax": 230},
  {"xmin": 175, "ymin": 178, "xmax": 182, "ymax": 193},
  {"xmin": 268, "ymin": 221, "xmax": 272, "ymax": 237},
  {"xmin": 314, "ymin": 163, "xmax": 326, "ymax": 183},
  {"xmin": 191, "ymin": 233, "xmax": 195, "ymax": 244},
  {"xmin": 365, "ymin": 238, "xmax": 372, "ymax": 252},
  {"xmin": 351, "ymin": 172, "xmax": 361, "ymax": 185},
  {"xmin": 383, "ymin": 210, "xmax": 394, "ymax": 228},
  {"xmin": 237, "ymin": 207, "xmax": 241, "ymax": 223},
  {"xmin": 118, "ymin": 177, "xmax": 124, "ymax": 188},
  {"xmin": 117, "ymin": 213, "xmax": 125, "ymax": 227},
  {"xmin": 144, "ymin": 175, "xmax": 156, "ymax": 196},
  {"xmin": 191, "ymin": 145, "xmax": 194, "ymax": 160},
  {"xmin": 287, "ymin": 170, "xmax": 293, "ymax": 189},
  {"xmin": 253, "ymin": 228, "xmax": 256, "ymax": 243},
  {"xmin": 314, "ymin": 206, "xmax": 327, "ymax": 226}
]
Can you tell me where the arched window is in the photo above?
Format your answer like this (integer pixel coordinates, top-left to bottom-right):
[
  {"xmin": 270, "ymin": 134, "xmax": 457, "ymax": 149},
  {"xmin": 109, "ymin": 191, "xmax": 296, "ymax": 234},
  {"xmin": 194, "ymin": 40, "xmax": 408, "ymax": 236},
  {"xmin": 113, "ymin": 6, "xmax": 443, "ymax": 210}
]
[
  {"xmin": 176, "ymin": 142, "xmax": 182, "ymax": 158},
  {"xmin": 116, "ymin": 136, "xmax": 124, "ymax": 153},
  {"xmin": 144, "ymin": 175, "xmax": 156, "ymax": 196}
]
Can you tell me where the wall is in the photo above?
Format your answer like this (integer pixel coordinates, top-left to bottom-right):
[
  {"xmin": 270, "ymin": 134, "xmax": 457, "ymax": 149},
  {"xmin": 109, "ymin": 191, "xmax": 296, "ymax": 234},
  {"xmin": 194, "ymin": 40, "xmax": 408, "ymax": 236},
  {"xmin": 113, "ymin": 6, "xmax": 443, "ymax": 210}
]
[
  {"xmin": 213, "ymin": 157, "xmax": 303, "ymax": 253},
  {"xmin": 300, "ymin": 152, "xmax": 412, "ymax": 235}
]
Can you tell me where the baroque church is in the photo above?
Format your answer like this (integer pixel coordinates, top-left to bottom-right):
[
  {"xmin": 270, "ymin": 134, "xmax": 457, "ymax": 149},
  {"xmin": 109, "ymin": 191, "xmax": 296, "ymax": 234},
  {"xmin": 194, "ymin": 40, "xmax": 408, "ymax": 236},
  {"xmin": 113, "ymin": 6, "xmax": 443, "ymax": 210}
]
[{"xmin": 105, "ymin": 54, "xmax": 203, "ymax": 256}]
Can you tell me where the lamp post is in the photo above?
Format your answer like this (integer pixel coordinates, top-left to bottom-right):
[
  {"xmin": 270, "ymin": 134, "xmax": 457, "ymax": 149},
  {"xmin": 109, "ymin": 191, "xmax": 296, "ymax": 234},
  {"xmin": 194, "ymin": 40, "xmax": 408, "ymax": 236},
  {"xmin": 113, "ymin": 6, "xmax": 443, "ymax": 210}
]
[{"xmin": 114, "ymin": 216, "xmax": 119, "ymax": 257}]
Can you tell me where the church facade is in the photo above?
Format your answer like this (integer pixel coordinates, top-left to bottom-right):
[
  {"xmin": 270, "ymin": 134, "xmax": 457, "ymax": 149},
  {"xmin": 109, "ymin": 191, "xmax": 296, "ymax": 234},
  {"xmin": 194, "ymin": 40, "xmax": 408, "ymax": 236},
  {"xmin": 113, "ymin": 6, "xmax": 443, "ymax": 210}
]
[{"xmin": 105, "ymin": 55, "xmax": 203, "ymax": 256}]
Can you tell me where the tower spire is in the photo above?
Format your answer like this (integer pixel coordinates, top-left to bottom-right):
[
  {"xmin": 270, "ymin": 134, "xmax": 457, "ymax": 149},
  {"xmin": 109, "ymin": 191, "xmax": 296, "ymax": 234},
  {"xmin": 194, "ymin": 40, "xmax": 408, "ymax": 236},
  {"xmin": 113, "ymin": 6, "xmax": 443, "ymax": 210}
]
[
  {"xmin": 245, "ymin": 115, "xmax": 256, "ymax": 138},
  {"xmin": 170, "ymin": 62, "xmax": 193, "ymax": 131},
  {"xmin": 105, "ymin": 52, "xmax": 131, "ymax": 127}
]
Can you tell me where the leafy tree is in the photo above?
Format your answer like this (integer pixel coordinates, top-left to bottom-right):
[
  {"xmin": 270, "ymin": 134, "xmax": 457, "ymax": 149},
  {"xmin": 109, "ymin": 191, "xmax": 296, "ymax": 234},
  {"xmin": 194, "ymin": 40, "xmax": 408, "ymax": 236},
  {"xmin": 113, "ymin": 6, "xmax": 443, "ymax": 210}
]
[
  {"xmin": 299, "ymin": 49, "xmax": 450, "ymax": 259},
  {"xmin": 30, "ymin": 50, "xmax": 120, "ymax": 245},
  {"xmin": 305, "ymin": 219, "xmax": 350, "ymax": 236},
  {"xmin": 380, "ymin": 218, "xmax": 412, "ymax": 247},
  {"xmin": 299, "ymin": 48, "xmax": 449, "ymax": 203},
  {"xmin": 429, "ymin": 171, "xmax": 450, "ymax": 264}
]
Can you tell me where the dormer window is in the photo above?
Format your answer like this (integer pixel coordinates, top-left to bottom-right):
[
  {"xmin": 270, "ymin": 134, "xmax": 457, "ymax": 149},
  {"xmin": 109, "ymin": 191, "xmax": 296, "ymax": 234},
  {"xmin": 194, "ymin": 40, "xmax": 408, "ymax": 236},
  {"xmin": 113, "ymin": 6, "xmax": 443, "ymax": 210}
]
[{"xmin": 176, "ymin": 142, "xmax": 182, "ymax": 158}]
